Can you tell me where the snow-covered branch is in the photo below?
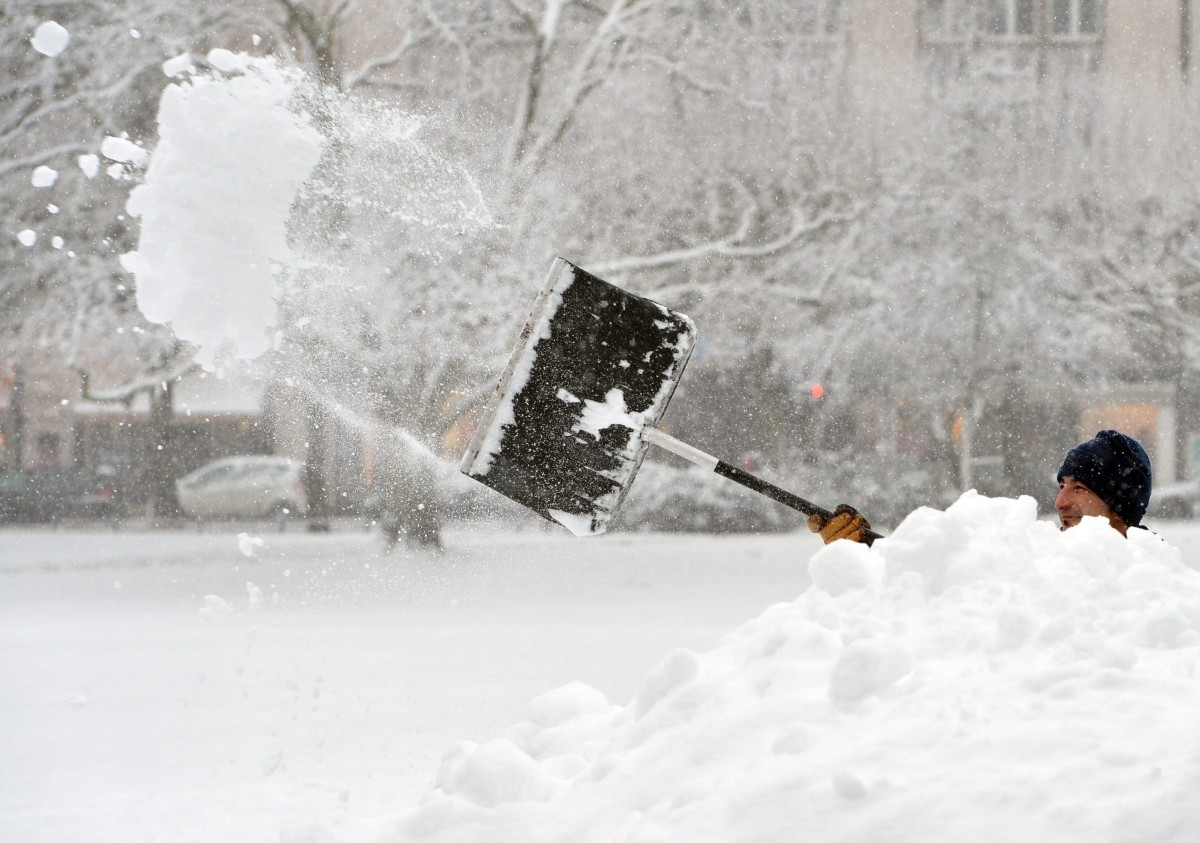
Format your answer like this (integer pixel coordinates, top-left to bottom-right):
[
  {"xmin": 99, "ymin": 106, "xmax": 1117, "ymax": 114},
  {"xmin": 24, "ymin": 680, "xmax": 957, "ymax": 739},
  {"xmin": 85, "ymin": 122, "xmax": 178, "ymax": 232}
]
[
  {"xmin": 75, "ymin": 355, "xmax": 199, "ymax": 405},
  {"xmin": 0, "ymin": 64, "xmax": 148, "ymax": 148},
  {"xmin": 589, "ymin": 198, "xmax": 865, "ymax": 277},
  {"xmin": 0, "ymin": 142, "xmax": 97, "ymax": 178},
  {"xmin": 631, "ymin": 52, "xmax": 778, "ymax": 121},
  {"xmin": 504, "ymin": 18, "xmax": 552, "ymax": 167},
  {"xmin": 517, "ymin": 0, "xmax": 636, "ymax": 174},
  {"xmin": 343, "ymin": 27, "xmax": 430, "ymax": 89}
]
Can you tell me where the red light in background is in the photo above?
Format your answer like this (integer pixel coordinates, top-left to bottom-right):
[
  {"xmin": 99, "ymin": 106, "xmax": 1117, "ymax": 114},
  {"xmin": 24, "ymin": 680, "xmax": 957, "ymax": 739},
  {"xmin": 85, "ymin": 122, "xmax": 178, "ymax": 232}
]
[{"xmin": 810, "ymin": 383, "xmax": 825, "ymax": 399}]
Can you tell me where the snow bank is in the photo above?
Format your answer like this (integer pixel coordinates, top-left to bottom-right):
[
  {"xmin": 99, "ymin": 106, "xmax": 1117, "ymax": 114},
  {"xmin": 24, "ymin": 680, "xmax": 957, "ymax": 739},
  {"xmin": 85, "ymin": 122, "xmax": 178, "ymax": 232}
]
[
  {"xmin": 120, "ymin": 55, "xmax": 323, "ymax": 370},
  {"xmin": 286, "ymin": 493, "xmax": 1200, "ymax": 843}
]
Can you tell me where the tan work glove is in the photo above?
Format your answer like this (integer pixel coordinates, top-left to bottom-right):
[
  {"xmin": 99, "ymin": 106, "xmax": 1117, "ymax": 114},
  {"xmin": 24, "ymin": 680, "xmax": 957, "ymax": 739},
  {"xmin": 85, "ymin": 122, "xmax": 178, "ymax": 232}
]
[{"xmin": 808, "ymin": 504, "xmax": 871, "ymax": 544}]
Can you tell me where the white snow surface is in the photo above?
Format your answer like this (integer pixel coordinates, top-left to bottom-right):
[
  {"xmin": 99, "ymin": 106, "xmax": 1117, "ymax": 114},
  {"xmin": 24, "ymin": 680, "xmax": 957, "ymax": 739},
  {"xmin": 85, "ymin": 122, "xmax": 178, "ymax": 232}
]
[
  {"xmin": 2, "ymin": 521, "xmax": 811, "ymax": 843},
  {"xmin": 119, "ymin": 56, "xmax": 323, "ymax": 370},
  {"xmin": 31, "ymin": 21, "xmax": 69, "ymax": 57},
  {"xmin": 289, "ymin": 493, "xmax": 1200, "ymax": 843},
  {"xmin": 6, "ymin": 498, "xmax": 1200, "ymax": 843}
]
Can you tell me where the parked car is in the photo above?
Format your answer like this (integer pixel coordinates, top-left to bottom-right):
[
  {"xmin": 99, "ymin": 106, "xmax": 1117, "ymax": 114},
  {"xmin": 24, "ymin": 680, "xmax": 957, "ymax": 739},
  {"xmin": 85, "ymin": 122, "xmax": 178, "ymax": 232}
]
[
  {"xmin": 175, "ymin": 455, "xmax": 307, "ymax": 521},
  {"xmin": 1147, "ymin": 479, "xmax": 1199, "ymax": 519},
  {"xmin": 0, "ymin": 467, "xmax": 126, "ymax": 524}
]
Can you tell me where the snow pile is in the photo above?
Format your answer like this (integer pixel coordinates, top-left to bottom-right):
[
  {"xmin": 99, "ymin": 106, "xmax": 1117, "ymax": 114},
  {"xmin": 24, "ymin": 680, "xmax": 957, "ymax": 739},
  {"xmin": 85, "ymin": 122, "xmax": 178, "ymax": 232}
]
[
  {"xmin": 287, "ymin": 493, "xmax": 1200, "ymax": 843},
  {"xmin": 119, "ymin": 53, "xmax": 323, "ymax": 370}
]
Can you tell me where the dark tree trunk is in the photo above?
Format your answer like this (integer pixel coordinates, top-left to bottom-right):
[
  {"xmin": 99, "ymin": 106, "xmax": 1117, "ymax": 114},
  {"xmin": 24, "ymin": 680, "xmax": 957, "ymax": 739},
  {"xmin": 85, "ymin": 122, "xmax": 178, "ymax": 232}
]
[
  {"xmin": 148, "ymin": 380, "xmax": 181, "ymax": 519},
  {"xmin": 6, "ymin": 364, "xmax": 24, "ymax": 470},
  {"xmin": 305, "ymin": 399, "xmax": 332, "ymax": 531}
]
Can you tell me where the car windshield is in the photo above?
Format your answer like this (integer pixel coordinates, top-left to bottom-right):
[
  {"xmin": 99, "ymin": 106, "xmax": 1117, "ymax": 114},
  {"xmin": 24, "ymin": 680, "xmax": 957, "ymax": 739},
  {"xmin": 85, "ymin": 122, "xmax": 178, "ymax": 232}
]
[
  {"xmin": 0, "ymin": 472, "xmax": 28, "ymax": 490},
  {"xmin": 238, "ymin": 462, "xmax": 286, "ymax": 476},
  {"xmin": 191, "ymin": 464, "xmax": 240, "ymax": 486}
]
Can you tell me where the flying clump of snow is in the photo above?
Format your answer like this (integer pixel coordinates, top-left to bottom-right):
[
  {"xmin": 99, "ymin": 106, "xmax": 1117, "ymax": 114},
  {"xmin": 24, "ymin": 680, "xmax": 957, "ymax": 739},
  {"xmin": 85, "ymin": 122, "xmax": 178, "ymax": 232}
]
[
  {"xmin": 237, "ymin": 532, "xmax": 266, "ymax": 558},
  {"xmin": 31, "ymin": 21, "xmax": 70, "ymax": 57},
  {"xmin": 101, "ymin": 135, "xmax": 149, "ymax": 168},
  {"xmin": 77, "ymin": 154, "xmax": 99, "ymax": 179},
  {"xmin": 119, "ymin": 50, "xmax": 493, "ymax": 370},
  {"xmin": 162, "ymin": 52, "xmax": 194, "ymax": 78},
  {"xmin": 287, "ymin": 493, "xmax": 1200, "ymax": 843},
  {"xmin": 31, "ymin": 166, "xmax": 58, "ymax": 188},
  {"xmin": 119, "ymin": 53, "xmax": 324, "ymax": 370}
]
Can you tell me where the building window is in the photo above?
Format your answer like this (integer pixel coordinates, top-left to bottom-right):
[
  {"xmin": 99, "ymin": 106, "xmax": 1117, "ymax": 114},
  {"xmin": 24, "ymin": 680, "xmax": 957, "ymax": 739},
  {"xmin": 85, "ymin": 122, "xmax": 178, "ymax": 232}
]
[
  {"xmin": 985, "ymin": 0, "xmax": 1037, "ymax": 36},
  {"xmin": 918, "ymin": 0, "xmax": 1104, "ymax": 158},
  {"xmin": 921, "ymin": 0, "xmax": 1101, "ymax": 42},
  {"xmin": 795, "ymin": 0, "xmax": 844, "ymax": 39},
  {"xmin": 923, "ymin": 0, "xmax": 977, "ymax": 41},
  {"xmin": 1051, "ymin": 0, "xmax": 1099, "ymax": 36},
  {"xmin": 1183, "ymin": 0, "xmax": 1192, "ymax": 78},
  {"xmin": 36, "ymin": 432, "xmax": 60, "ymax": 470}
]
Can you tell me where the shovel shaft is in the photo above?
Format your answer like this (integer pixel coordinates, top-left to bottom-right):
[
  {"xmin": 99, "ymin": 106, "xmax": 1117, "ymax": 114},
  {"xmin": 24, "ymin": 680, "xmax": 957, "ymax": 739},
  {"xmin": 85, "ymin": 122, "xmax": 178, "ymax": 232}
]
[
  {"xmin": 644, "ymin": 428, "xmax": 881, "ymax": 546},
  {"xmin": 642, "ymin": 427, "xmax": 718, "ymax": 471},
  {"xmin": 713, "ymin": 461, "xmax": 832, "ymax": 520}
]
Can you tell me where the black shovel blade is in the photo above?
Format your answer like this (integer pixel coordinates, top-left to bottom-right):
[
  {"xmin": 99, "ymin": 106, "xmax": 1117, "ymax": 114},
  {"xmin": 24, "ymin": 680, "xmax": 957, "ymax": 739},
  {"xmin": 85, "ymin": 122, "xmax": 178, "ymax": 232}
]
[{"xmin": 460, "ymin": 258, "xmax": 696, "ymax": 535}]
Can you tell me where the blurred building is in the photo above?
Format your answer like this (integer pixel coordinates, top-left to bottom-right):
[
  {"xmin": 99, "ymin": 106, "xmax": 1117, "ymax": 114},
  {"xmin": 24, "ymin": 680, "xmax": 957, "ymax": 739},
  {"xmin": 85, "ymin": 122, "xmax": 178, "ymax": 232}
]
[
  {"xmin": 834, "ymin": 1, "xmax": 1195, "ymax": 184},
  {"xmin": 841, "ymin": 0, "xmax": 1198, "ymax": 487}
]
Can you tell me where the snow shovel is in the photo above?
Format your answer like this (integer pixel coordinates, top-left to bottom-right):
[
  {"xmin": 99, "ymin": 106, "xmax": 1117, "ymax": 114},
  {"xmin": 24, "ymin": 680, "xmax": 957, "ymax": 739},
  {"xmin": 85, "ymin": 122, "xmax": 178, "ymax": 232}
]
[{"xmin": 460, "ymin": 257, "xmax": 881, "ymax": 544}]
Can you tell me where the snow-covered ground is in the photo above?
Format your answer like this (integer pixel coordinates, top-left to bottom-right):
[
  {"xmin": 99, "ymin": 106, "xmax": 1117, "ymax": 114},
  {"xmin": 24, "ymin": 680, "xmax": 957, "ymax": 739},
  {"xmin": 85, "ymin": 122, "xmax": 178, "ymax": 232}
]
[
  {"xmin": 4, "ymin": 502, "xmax": 1200, "ymax": 843},
  {"xmin": 0, "ymin": 519, "xmax": 816, "ymax": 843}
]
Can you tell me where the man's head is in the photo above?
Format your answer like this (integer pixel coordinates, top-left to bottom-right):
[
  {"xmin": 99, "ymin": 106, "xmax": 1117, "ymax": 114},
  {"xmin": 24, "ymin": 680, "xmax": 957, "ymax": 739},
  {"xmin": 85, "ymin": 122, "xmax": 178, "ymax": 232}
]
[{"xmin": 1055, "ymin": 430, "xmax": 1152, "ymax": 534}]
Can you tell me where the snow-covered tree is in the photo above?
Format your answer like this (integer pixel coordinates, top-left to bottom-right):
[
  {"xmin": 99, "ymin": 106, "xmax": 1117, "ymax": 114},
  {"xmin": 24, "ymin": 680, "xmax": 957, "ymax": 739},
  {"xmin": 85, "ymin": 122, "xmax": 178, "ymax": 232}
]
[
  {"xmin": 0, "ymin": 2, "xmax": 271, "ymax": 504},
  {"xmin": 9, "ymin": 0, "xmax": 1200, "ymax": 528},
  {"xmin": 248, "ymin": 0, "xmax": 872, "ymax": 530}
]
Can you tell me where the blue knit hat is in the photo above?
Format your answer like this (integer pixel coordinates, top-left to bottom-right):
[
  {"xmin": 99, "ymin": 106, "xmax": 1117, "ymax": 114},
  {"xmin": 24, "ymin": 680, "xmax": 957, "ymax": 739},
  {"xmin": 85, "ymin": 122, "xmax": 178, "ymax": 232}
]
[{"xmin": 1056, "ymin": 430, "xmax": 1153, "ymax": 527}]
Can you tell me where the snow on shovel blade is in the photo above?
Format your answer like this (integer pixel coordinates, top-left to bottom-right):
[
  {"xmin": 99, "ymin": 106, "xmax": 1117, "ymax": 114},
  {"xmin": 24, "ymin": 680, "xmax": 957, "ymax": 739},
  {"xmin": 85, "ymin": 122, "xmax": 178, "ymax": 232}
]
[{"xmin": 460, "ymin": 258, "xmax": 696, "ymax": 535}]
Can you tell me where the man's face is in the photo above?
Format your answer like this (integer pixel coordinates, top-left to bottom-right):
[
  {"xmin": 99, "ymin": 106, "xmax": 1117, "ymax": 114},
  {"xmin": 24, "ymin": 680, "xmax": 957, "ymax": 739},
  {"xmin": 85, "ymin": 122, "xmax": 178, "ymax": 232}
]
[{"xmin": 1055, "ymin": 476, "xmax": 1126, "ymax": 534}]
